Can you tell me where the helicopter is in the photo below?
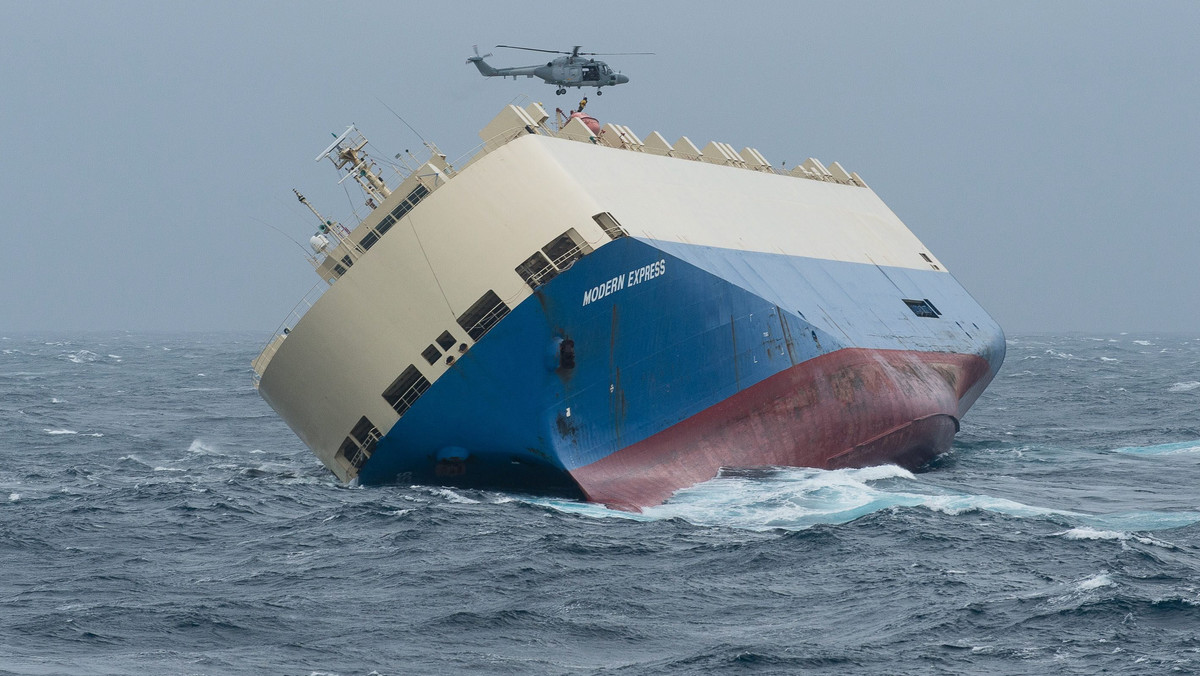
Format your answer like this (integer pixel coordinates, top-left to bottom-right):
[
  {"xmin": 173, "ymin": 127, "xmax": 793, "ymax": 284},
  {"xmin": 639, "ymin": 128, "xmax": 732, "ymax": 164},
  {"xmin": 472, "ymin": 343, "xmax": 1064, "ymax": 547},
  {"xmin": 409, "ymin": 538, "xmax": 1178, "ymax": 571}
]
[{"xmin": 467, "ymin": 45, "xmax": 652, "ymax": 95}]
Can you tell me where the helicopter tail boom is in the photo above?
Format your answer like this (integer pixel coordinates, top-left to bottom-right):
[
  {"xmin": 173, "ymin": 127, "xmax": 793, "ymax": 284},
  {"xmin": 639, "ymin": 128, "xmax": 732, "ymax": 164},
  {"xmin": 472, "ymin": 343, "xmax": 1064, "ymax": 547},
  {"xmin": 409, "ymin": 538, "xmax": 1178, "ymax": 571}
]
[{"xmin": 466, "ymin": 56, "xmax": 499, "ymax": 77}]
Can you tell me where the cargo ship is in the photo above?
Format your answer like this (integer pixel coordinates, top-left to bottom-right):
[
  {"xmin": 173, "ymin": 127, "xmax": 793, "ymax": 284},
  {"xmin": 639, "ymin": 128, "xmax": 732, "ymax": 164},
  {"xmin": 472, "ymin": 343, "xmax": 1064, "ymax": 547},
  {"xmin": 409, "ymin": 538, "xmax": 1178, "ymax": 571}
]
[{"xmin": 251, "ymin": 102, "xmax": 1005, "ymax": 510}]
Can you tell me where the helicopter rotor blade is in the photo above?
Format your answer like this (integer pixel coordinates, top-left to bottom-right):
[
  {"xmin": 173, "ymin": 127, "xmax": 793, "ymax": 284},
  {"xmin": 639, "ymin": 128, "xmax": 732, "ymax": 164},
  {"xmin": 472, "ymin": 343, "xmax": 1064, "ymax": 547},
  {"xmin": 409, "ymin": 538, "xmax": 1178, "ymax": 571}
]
[
  {"xmin": 495, "ymin": 44, "xmax": 569, "ymax": 55},
  {"xmin": 577, "ymin": 51, "xmax": 655, "ymax": 56}
]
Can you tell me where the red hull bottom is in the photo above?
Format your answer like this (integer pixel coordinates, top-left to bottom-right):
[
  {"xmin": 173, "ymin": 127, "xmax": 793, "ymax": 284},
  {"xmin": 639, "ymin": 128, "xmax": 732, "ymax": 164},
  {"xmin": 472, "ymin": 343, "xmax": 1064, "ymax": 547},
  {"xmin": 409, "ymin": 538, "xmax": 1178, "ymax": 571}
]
[{"xmin": 570, "ymin": 348, "xmax": 993, "ymax": 510}]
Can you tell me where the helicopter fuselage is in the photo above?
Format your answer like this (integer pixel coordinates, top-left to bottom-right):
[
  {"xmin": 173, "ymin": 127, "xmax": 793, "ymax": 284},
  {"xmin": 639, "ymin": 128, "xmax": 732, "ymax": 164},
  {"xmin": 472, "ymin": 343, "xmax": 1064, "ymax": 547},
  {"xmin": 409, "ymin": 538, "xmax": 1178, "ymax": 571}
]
[{"xmin": 469, "ymin": 55, "xmax": 629, "ymax": 93}]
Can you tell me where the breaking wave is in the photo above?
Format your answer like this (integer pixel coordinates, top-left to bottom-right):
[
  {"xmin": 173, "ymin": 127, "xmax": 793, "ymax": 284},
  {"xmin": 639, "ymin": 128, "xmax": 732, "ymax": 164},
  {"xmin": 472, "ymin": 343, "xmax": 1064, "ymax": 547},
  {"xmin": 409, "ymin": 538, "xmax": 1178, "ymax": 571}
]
[{"xmin": 533, "ymin": 465, "xmax": 1200, "ymax": 534}]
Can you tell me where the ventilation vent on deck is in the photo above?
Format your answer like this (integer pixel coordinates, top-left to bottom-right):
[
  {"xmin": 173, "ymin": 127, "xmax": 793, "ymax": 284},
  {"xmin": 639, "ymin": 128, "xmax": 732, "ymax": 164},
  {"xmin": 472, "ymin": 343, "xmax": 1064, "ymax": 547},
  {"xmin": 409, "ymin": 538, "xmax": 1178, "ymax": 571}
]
[
  {"xmin": 592, "ymin": 212, "xmax": 629, "ymax": 240},
  {"xmin": 457, "ymin": 290, "xmax": 510, "ymax": 341},
  {"xmin": 337, "ymin": 416, "xmax": 381, "ymax": 471},
  {"xmin": 382, "ymin": 365, "xmax": 431, "ymax": 417}
]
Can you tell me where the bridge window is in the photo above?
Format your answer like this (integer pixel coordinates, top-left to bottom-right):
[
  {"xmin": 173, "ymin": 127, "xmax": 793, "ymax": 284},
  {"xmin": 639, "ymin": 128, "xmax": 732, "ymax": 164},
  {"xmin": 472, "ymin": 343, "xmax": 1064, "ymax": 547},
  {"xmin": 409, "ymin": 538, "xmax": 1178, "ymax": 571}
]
[{"xmin": 391, "ymin": 200, "xmax": 412, "ymax": 221}]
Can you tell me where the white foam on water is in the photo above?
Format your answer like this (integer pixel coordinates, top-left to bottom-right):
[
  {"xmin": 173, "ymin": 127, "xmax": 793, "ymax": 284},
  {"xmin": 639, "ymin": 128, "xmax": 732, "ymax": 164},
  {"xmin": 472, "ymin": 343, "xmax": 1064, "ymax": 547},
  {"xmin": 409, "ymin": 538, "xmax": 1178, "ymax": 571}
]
[
  {"xmin": 8, "ymin": 493, "xmax": 18, "ymax": 502},
  {"xmin": 531, "ymin": 465, "xmax": 1072, "ymax": 532},
  {"xmin": 1044, "ymin": 349, "xmax": 1083, "ymax": 360},
  {"xmin": 428, "ymin": 487, "xmax": 480, "ymax": 504},
  {"xmin": 1112, "ymin": 439, "xmax": 1200, "ymax": 455},
  {"xmin": 186, "ymin": 439, "xmax": 223, "ymax": 455},
  {"xmin": 1078, "ymin": 572, "xmax": 1115, "ymax": 590},
  {"xmin": 1060, "ymin": 527, "xmax": 1124, "ymax": 541},
  {"xmin": 1099, "ymin": 357, "xmax": 1119, "ymax": 362},
  {"xmin": 1086, "ymin": 510, "xmax": 1200, "ymax": 532},
  {"xmin": 1133, "ymin": 340, "xmax": 1152, "ymax": 346},
  {"xmin": 1056, "ymin": 522, "xmax": 1188, "ymax": 547},
  {"xmin": 64, "ymin": 350, "xmax": 98, "ymax": 364},
  {"xmin": 43, "ymin": 428, "xmax": 77, "ymax": 435},
  {"xmin": 1168, "ymin": 381, "xmax": 1200, "ymax": 392},
  {"xmin": 50, "ymin": 397, "xmax": 64, "ymax": 403},
  {"xmin": 920, "ymin": 493, "xmax": 1074, "ymax": 519},
  {"xmin": 524, "ymin": 464, "xmax": 1200, "ymax": 534}
]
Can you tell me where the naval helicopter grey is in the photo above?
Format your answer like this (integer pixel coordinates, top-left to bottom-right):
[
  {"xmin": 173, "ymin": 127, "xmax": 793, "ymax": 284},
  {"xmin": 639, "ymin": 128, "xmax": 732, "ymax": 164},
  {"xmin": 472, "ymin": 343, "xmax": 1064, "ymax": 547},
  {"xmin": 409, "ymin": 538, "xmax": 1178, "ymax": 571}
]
[{"xmin": 467, "ymin": 45, "xmax": 651, "ymax": 95}]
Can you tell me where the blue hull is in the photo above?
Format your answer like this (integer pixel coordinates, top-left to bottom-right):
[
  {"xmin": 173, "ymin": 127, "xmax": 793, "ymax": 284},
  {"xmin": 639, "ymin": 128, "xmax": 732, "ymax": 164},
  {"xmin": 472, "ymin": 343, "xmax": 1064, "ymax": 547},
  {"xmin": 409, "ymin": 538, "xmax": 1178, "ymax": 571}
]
[{"xmin": 356, "ymin": 237, "xmax": 1004, "ymax": 505}]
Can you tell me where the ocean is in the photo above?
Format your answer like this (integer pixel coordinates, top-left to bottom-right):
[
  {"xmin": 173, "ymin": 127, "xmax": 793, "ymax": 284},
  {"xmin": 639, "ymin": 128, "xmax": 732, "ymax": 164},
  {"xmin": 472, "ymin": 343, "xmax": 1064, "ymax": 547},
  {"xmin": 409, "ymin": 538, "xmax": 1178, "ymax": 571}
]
[{"xmin": 2, "ymin": 332, "xmax": 1198, "ymax": 675}]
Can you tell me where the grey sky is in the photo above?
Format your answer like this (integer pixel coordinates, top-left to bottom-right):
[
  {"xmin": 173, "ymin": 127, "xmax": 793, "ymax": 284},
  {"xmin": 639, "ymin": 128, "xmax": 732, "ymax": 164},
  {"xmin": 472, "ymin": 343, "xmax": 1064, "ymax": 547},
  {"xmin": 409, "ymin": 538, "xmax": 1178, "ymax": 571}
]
[{"xmin": 3, "ymin": 1, "xmax": 1197, "ymax": 334}]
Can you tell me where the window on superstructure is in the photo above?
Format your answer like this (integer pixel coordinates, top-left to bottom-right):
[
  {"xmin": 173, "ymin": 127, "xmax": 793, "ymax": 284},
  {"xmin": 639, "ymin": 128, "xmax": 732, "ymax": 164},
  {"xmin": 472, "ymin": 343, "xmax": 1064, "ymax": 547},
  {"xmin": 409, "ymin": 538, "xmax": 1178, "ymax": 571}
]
[
  {"xmin": 457, "ymin": 290, "xmax": 510, "ymax": 341},
  {"xmin": 337, "ymin": 416, "xmax": 382, "ymax": 472},
  {"xmin": 392, "ymin": 200, "xmax": 412, "ymax": 221},
  {"xmin": 376, "ymin": 214, "xmax": 397, "ymax": 235},
  {"xmin": 342, "ymin": 255, "xmax": 354, "ymax": 268},
  {"xmin": 592, "ymin": 212, "xmax": 629, "ymax": 240},
  {"xmin": 903, "ymin": 299, "xmax": 941, "ymax": 318},
  {"xmin": 333, "ymin": 264, "xmax": 347, "ymax": 277},
  {"xmin": 407, "ymin": 184, "xmax": 429, "ymax": 205},
  {"xmin": 360, "ymin": 231, "xmax": 380, "ymax": 250},
  {"xmin": 542, "ymin": 228, "xmax": 592, "ymax": 271},
  {"xmin": 351, "ymin": 416, "xmax": 380, "ymax": 445},
  {"xmin": 383, "ymin": 365, "xmax": 431, "ymax": 417},
  {"xmin": 337, "ymin": 437, "xmax": 367, "ymax": 470},
  {"xmin": 436, "ymin": 331, "xmax": 456, "ymax": 351},
  {"xmin": 515, "ymin": 251, "xmax": 558, "ymax": 288},
  {"xmin": 421, "ymin": 344, "xmax": 441, "ymax": 365}
]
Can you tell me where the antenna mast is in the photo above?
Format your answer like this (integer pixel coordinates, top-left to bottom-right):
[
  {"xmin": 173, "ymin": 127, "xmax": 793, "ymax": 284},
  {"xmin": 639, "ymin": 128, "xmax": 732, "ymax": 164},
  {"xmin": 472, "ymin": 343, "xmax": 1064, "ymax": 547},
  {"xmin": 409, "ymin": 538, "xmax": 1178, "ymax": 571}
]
[{"xmin": 317, "ymin": 125, "xmax": 392, "ymax": 204}]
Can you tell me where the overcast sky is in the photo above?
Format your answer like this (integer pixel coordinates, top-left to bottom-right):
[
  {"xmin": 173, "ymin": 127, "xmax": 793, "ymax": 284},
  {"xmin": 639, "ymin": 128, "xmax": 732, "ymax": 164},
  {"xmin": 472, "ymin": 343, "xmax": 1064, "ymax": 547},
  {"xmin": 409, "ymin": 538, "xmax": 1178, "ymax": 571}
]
[{"xmin": 3, "ymin": 1, "xmax": 1197, "ymax": 335}]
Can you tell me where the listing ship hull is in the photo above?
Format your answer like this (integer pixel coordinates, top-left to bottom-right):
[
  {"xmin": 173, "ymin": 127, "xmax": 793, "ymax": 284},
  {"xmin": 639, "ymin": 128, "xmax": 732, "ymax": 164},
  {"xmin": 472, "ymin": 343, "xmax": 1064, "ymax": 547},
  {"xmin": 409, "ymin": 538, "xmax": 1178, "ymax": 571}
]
[
  {"xmin": 254, "ymin": 104, "xmax": 1004, "ymax": 510},
  {"xmin": 355, "ymin": 236, "xmax": 1002, "ymax": 510}
]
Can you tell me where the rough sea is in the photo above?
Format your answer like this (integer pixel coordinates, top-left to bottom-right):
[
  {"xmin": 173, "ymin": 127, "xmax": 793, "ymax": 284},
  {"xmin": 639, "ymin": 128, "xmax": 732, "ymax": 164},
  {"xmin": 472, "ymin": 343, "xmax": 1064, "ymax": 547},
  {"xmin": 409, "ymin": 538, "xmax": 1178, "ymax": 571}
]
[{"xmin": 2, "ymin": 332, "xmax": 1199, "ymax": 675}]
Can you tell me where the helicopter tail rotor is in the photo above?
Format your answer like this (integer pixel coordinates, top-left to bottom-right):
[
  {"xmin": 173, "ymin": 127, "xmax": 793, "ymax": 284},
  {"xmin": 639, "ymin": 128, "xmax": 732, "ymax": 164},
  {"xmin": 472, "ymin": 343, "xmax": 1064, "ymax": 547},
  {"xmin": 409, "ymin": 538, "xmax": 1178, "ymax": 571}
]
[
  {"xmin": 466, "ymin": 45, "xmax": 499, "ymax": 76},
  {"xmin": 466, "ymin": 44, "xmax": 494, "ymax": 63}
]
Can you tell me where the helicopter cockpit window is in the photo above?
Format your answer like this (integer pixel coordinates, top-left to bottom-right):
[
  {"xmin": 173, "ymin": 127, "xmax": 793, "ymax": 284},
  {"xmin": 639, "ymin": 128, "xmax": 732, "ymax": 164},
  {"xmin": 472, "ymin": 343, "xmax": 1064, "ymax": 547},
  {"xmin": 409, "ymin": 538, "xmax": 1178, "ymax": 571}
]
[{"xmin": 584, "ymin": 66, "xmax": 598, "ymax": 80}]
